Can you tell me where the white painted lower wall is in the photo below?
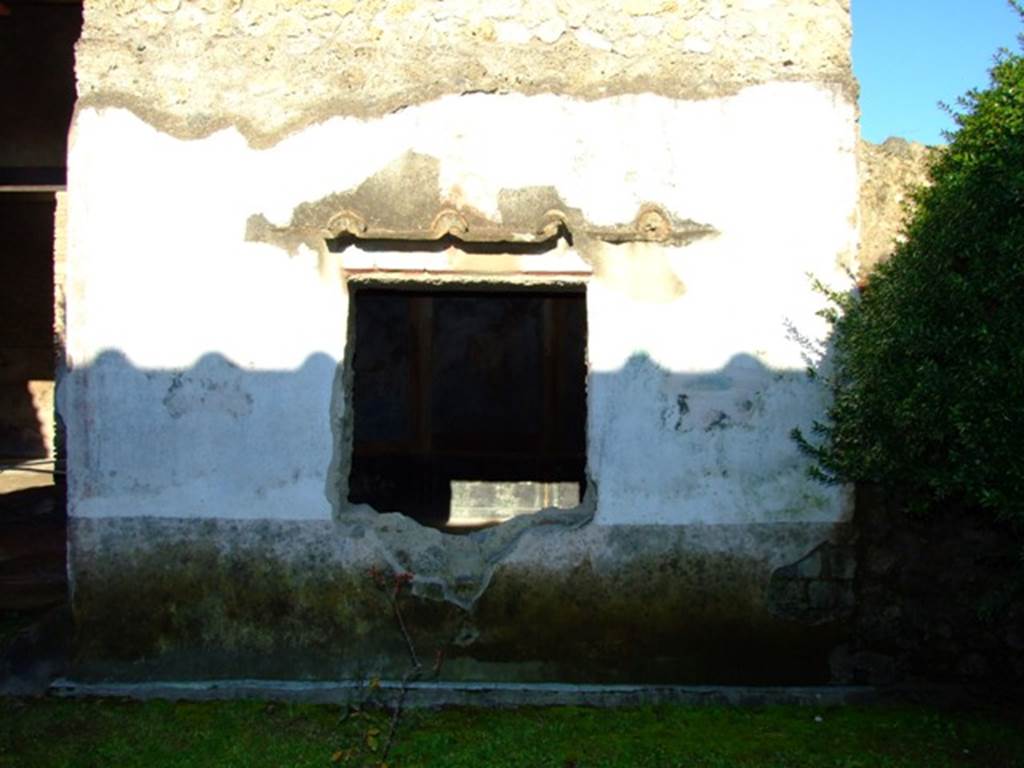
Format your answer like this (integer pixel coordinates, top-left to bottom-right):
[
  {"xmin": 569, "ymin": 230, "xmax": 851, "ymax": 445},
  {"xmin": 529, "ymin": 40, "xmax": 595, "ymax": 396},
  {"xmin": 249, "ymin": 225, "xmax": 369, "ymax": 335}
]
[{"xmin": 62, "ymin": 82, "xmax": 858, "ymax": 528}]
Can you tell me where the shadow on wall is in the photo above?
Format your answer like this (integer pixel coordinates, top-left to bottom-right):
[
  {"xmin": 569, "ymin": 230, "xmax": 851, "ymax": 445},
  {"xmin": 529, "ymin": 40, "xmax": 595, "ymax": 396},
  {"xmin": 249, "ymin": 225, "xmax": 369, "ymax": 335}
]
[
  {"xmin": 60, "ymin": 344, "xmax": 860, "ymax": 685},
  {"xmin": 57, "ymin": 329, "xmax": 1024, "ymax": 688},
  {"xmin": 61, "ymin": 340, "xmax": 837, "ymax": 527}
]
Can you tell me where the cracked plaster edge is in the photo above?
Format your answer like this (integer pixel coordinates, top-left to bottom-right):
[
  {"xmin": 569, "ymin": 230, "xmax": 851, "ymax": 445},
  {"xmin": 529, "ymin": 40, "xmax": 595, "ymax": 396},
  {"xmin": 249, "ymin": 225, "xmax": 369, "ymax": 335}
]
[
  {"xmin": 240, "ymin": 159, "xmax": 720, "ymax": 291},
  {"xmin": 361, "ymin": 494, "xmax": 597, "ymax": 612},
  {"xmin": 318, "ymin": 247, "xmax": 598, "ymax": 614},
  {"xmin": 71, "ymin": 75, "xmax": 858, "ymax": 151},
  {"xmin": 244, "ymin": 206, "xmax": 719, "ymax": 262},
  {"xmin": 316, "ymin": 236, "xmax": 600, "ymax": 614},
  {"xmin": 322, "ymin": 302, "xmax": 598, "ymax": 613}
]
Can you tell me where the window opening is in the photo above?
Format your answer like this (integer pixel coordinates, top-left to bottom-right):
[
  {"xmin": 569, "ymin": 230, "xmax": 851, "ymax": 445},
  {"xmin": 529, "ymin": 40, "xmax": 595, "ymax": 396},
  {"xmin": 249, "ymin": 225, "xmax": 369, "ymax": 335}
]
[{"xmin": 348, "ymin": 286, "xmax": 587, "ymax": 531}]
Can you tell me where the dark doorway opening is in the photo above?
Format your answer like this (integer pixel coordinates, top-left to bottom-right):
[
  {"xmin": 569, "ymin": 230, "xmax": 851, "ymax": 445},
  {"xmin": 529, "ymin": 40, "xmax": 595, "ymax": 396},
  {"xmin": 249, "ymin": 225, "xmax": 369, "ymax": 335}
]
[
  {"xmin": 1, "ymin": 0, "xmax": 80, "ymax": 464},
  {"xmin": 347, "ymin": 286, "xmax": 587, "ymax": 531}
]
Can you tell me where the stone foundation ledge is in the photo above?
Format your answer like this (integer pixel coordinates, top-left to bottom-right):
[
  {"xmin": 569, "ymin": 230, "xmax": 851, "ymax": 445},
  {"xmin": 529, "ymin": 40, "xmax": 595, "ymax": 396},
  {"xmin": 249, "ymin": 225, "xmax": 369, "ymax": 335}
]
[{"xmin": 50, "ymin": 678, "xmax": 878, "ymax": 708}]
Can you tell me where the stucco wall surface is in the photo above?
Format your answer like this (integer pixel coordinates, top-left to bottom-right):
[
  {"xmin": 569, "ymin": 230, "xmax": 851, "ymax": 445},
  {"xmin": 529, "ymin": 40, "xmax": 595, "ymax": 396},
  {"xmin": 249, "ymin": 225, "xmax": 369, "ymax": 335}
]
[
  {"xmin": 63, "ymin": 0, "xmax": 862, "ymax": 682},
  {"xmin": 61, "ymin": 84, "xmax": 859, "ymax": 678},
  {"xmin": 77, "ymin": 0, "xmax": 854, "ymax": 142},
  {"xmin": 64, "ymin": 86, "xmax": 857, "ymax": 526}
]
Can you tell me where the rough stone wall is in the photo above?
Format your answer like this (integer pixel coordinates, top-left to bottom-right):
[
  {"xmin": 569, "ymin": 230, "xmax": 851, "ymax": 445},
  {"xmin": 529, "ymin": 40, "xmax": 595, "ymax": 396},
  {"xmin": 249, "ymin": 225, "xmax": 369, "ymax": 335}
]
[
  {"xmin": 835, "ymin": 488, "xmax": 1024, "ymax": 686},
  {"xmin": 857, "ymin": 138, "xmax": 934, "ymax": 276},
  {"xmin": 77, "ymin": 0, "xmax": 855, "ymax": 141}
]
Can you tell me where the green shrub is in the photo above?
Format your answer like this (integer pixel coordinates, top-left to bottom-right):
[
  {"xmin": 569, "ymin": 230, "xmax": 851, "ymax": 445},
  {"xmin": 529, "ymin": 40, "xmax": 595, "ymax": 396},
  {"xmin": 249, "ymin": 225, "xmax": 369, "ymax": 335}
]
[{"xmin": 795, "ymin": 6, "xmax": 1024, "ymax": 528}]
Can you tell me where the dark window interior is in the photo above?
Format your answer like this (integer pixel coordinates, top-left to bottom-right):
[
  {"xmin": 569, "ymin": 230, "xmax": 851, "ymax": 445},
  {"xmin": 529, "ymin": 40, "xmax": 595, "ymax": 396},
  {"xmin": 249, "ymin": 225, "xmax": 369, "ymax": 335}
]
[
  {"xmin": 348, "ymin": 287, "xmax": 587, "ymax": 530},
  {"xmin": 0, "ymin": 1, "xmax": 82, "ymax": 183},
  {"xmin": 0, "ymin": 194, "xmax": 56, "ymax": 459}
]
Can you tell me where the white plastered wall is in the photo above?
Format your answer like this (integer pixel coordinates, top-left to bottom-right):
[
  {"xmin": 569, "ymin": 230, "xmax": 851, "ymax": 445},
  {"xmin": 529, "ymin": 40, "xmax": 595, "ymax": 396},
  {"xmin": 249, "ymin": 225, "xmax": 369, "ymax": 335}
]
[{"xmin": 62, "ymin": 83, "xmax": 858, "ymax": 526}]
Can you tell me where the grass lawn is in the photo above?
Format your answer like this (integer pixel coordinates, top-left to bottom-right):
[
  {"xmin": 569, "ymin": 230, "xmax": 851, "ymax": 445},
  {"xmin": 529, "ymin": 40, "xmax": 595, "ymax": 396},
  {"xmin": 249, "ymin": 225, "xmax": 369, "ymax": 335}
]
[{"xmin": 2, "ymin": 697, "xmax": 1023, "ymax": 768}]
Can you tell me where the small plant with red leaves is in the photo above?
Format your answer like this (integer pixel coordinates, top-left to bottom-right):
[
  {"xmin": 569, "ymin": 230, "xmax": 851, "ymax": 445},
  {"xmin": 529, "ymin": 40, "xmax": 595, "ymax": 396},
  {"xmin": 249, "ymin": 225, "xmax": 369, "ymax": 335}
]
[{"xmin": 364, "ymin": 565, "xmax": 446, "ymax": 765}]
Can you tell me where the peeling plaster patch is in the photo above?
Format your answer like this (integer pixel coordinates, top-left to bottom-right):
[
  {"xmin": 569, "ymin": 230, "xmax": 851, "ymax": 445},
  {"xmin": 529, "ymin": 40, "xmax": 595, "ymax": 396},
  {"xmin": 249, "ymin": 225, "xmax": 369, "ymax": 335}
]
[
  {"xmin": 248, "ymin": 151, "xmax": 715, "ymax": 252},
  {"xmin": 587, "ymin": 241, "xmax": 687, "ymax": 303},
  {"xmin": 674, "ymin": 394, "xmax": 690, "ymax": 429},
  {"xmin": 162, "ymin": 374, "xmax": 254, "ymax": 420},
  {"xmin": 241, "ymin": 150, "xmax": 716, "ymax": 296},
  {"xmin": 371, "ymin": 502, "xmax": 595, "ymax": 611},
  {"xmin": 704, "ymin": 410, "xmax": 731, "ymax": 431},
  {"xmin": 659, "ymin": 392, "xmax": 691, "ymax": 432}
]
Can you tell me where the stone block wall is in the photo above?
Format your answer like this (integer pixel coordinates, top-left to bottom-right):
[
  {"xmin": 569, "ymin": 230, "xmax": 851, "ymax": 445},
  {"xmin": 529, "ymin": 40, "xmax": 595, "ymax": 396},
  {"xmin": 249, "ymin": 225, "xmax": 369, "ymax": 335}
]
[
  {"xmin": 857, "ymin": 137, "xmax": 934, "ymax": 276},
  {"xmin": 838, "ymin": 488, "xmax": 1024, "ymax": 686}
]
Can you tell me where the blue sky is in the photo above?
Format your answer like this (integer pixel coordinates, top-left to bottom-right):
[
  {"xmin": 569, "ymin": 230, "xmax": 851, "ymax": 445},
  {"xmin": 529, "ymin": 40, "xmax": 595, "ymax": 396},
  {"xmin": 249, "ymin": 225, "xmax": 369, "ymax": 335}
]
[{"xmin": 853, "ymin": 0, "xmax": 1022, "ymax": 144}]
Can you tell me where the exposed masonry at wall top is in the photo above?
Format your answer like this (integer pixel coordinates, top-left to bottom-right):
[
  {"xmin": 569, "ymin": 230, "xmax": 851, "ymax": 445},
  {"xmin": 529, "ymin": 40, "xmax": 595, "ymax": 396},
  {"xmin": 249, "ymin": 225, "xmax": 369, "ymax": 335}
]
[
  {"xmin": 857, "ymin": 138, "xmax": 935, "ymax": 276},
  {"xmin": 77, "ymin": 0, "xmax": 855, "ymax": 145}
]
